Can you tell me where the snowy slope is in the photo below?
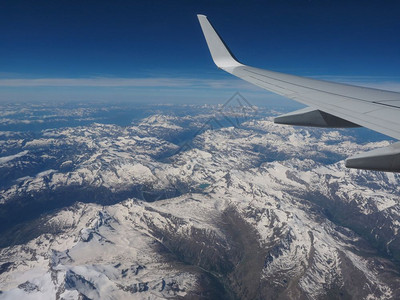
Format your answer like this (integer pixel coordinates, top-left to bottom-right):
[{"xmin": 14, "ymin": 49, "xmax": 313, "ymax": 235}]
[{"xmin": 1, "ymin": 105, "xmax": 400, "ymax": 299}]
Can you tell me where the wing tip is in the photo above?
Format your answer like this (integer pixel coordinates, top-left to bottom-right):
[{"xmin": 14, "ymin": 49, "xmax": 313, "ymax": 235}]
[{"xmin": 197, "ymin": 14, "xmax": 241, "ymax": 69}]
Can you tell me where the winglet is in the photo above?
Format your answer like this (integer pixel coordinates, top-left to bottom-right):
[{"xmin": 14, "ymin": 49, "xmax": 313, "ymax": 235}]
[{"xmin": 197, "ymin": 15, "xmax": 242, "ymax": 69}]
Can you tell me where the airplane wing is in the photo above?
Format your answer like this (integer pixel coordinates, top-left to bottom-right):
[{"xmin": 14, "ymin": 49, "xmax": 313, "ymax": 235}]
[{"xmin": 197, "ymin": 14, "xmax": 400, "ymax": 172}]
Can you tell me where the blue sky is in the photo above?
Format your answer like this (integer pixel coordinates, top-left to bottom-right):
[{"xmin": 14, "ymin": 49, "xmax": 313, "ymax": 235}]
[{"xmin": 1, "ymin": 0, "xmax": 400, "ymax": 104}]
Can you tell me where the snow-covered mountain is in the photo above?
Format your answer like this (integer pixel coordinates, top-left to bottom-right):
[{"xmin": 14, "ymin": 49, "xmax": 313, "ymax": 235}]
[{"xmin": 0, "ymin": 103, "xmax": 400, "ymax": 299}]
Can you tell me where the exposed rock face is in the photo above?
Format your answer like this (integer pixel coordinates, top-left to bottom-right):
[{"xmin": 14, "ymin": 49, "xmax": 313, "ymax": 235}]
[{"xmin": 0, "ymin": 103, "xmax": 400, "ymax": 299}]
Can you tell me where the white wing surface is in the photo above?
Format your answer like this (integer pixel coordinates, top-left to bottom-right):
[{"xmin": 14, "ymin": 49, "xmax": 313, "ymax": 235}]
[{"xmin": 197, "ymin": 14, "xmax": 400, "ymax": 172}]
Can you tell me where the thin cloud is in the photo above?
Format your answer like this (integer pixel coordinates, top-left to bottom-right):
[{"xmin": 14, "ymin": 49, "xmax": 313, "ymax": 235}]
[
  {"xmin": 0, "ymin": 77, "xmax": 259, "ymax": 90},
  {"xmin": 1, "ymin": 76, "xmax": 399, "ymax": 95}
]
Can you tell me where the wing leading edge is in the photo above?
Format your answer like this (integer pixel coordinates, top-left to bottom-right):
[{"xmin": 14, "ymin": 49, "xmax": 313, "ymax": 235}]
[{"xmin": 197, "ymin": 14, "xmax": 400, "ymax": 172}]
